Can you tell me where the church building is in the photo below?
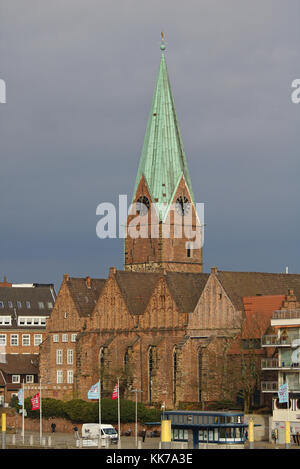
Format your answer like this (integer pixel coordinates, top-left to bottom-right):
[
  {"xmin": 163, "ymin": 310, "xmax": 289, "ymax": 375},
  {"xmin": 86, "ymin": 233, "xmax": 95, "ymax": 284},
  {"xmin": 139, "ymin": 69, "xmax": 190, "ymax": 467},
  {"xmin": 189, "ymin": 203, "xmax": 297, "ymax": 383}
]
[{"xmin": 39, "ymin": 38, "xmax": 300, "ymax": 410}]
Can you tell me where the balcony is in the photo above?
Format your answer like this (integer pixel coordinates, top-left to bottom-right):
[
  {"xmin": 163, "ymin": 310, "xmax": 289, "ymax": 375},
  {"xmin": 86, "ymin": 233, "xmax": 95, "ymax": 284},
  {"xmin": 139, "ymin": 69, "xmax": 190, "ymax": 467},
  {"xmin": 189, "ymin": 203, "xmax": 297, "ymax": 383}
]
[
  {"xmin": 261, "ymin": 335, "xmax": 299, "ymax": 347},
  {"xmin": 271, "ymin": 310, "xmax": 300, "ymax": 327},
  {"xmin": 261, "ymin": 358, "xmax": 300, "ymax": 370}
]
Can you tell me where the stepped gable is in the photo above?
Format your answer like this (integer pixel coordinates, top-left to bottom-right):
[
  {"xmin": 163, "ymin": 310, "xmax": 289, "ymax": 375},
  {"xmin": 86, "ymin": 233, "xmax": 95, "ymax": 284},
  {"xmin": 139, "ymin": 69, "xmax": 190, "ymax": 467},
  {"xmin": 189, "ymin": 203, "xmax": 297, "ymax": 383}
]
[
  {"xmin": 215, "ymin": 271, "xmax": 300, "ymax": 313},
  {"xmin": 114, "ymin": 270, "xmax": 161, "ymax": 315},
  {"xmin": 66, "ymin": 277, "xmax": 106, "ymax": 317},
  {"xmin": 165, "ymin": 271, "xmax": 209, "ymax": 313}
]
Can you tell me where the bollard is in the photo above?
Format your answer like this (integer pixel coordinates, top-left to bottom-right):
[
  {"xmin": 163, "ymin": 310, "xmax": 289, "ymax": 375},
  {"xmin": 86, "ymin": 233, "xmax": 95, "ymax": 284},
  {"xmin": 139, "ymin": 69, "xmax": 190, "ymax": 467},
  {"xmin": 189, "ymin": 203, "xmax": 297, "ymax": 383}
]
[
  {"xmin": 48, "ymin": 435, "xmax": 52, "ymax": 447},
  {"xmin": 98, "ymin": 436, "xmax": 101, "ymax": 448},
  {"xmin": 41, "ymin": 437, "xmax": 46, "ymax": 446},
  {"xmin": 161, "ymin": 420, "xmax": 171, "ymax": 449},
  {"xmin": 117, "ymin": 439, "xmax": 122, "ymax": 449},
  {"xmin": 248, "ymin": 418, "xmax": 254, "ymax": 449},
  {"xmin": 285, "ymin": 421, "xmax": 291, "ymax": 449},
  {"xmin": 138, "ymin": 440, "xmax": 142, "ymax": 449},
  {"xmin": 105, "ymin": 437, "xmax": 110, "ymax": 448},
  {"xmin": 2, "ymin": 413, "xmax": 6, "ymax": 449},
  {"xmin": 30, "ymin": 434, "xmax": 34, "ymax": 446},
  {"xmin": 79, "ymin": 438, "xmax": 83, "ymax": 448},
  {"xmin": 12, "ymin": 434, "xmax": 16, "ymax": 445}
]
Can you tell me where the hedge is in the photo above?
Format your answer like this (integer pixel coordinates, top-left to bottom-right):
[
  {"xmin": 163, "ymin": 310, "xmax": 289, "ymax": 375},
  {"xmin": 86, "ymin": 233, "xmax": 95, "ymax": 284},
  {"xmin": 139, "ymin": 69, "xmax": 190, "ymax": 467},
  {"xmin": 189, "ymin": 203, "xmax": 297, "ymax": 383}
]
[{"xmin": 12, "ymin": 397, "xmax": 161, "ymax": 424}]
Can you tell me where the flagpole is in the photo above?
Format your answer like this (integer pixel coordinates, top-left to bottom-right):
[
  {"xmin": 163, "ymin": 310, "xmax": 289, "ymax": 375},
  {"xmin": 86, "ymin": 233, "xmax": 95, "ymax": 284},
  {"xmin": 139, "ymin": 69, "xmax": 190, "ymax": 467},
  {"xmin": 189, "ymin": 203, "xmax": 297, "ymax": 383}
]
[
  {"xmin": 118, "ymin": 378, "xmax": 121, "ymax": 448},
  {"xmin": 99, "ymin": 379, "xmax": 101, "ymax": 443},
  {"xmin": 39, "ymin": 378, "xmax": 42, "ymax": 444},
  {"xmin": 22, "ymin": 380, "xmax": 24, "ymax": 444}
]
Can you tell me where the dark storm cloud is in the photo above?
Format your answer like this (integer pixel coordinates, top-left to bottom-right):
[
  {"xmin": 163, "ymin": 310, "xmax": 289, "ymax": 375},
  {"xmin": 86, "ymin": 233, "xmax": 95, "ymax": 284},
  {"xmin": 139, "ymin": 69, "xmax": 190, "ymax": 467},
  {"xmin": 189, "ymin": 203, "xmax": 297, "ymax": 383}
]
[{"xmin": 0, "ymin": 0, "xmax": 299, "ymax": 288}]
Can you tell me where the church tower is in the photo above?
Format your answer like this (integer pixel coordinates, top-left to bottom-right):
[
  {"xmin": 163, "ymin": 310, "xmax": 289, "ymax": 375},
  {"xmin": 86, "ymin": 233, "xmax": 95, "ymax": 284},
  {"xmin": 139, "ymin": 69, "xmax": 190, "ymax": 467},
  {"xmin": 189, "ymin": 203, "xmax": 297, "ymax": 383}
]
[{"xmin": 125, "ymin": 35, "xmax": 203, "ymax": 273}]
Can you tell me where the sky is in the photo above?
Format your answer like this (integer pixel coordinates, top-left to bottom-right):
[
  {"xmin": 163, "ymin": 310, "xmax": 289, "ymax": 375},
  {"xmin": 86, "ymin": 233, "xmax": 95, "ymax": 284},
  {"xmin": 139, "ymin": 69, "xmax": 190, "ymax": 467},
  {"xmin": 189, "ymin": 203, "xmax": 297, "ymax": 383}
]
[{"xmin": 0, "ymin": 0, "xmax": 299, "ymax": 290}]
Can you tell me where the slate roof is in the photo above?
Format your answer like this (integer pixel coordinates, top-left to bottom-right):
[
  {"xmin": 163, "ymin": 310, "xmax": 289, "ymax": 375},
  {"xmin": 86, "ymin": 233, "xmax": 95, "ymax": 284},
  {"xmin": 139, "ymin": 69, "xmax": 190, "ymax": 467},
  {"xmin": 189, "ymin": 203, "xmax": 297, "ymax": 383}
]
[
  {"xmin": 114, "ymin": 270, "xmax": 209, "ymax": 315},
  {"xmin": 0, "ymin": 284, "xmax": 56, "ymax": 329},
  {"xmin": 165, "ymin": 272, "xmax": 209, "ymax": 313},
  {"xmin": 0, "ymin": 354, "xmax": 39, "ymax": 375},
  {"xmin": 115, "ymin": 271, "xmax": 161, "ymax": 315},
  {"xmin": 66, "ymin": 277, "xmax": 106, "ymax": 317},
  {"xmin": 215, "ymin": 271, "xmax": 300, "ymax": 312}
]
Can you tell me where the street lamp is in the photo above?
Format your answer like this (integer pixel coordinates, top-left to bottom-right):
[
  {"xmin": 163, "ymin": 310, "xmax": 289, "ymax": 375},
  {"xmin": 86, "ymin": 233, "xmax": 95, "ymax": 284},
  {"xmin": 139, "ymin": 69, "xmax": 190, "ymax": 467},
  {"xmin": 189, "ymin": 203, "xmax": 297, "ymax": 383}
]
[{"xmin": 131, "ymin": 389, "xmax": 143, "ymax": 447}]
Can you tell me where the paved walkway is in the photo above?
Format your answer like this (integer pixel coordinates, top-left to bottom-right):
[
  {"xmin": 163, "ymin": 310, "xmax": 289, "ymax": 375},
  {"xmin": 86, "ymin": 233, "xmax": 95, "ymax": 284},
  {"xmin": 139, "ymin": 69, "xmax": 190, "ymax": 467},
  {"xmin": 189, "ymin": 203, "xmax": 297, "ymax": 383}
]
[{"xmin": 4, "ymin": 432, "xmax": 300, "ymax": 449}]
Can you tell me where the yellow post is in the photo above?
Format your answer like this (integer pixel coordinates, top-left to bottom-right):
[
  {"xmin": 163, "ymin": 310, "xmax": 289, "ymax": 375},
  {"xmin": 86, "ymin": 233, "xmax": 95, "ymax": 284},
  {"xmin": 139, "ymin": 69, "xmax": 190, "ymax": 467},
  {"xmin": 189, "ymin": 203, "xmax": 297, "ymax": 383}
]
[
  {"xmin": 248, "ymin": 418, "xmax": 254, "ymax": 449},
  {"xmin": 2, "ymin": 413, "xmax": 6, "ymax": 449},
  {"xmin": 161, "ymin": 420, "xmax": 171, "ymax": 449},
  {"xmin": 285, "ymin": 421, "xmax": 290, "ymax": 449}
]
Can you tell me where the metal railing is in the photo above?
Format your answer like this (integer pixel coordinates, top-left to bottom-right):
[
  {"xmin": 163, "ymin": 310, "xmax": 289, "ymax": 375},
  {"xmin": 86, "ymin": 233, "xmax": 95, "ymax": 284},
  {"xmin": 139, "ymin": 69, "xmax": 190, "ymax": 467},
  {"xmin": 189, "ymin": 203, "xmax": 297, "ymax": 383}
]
[
  {"xmin": 261, "ymin": 358, "xmax": 300, "ymax": 370},
  {"xmin": 272, "ymin": 310, "xmax": 300, "ymax": 320},
  {"xmin": 261, "ymin": 335, "xmax": 299, "ymax": 347}
]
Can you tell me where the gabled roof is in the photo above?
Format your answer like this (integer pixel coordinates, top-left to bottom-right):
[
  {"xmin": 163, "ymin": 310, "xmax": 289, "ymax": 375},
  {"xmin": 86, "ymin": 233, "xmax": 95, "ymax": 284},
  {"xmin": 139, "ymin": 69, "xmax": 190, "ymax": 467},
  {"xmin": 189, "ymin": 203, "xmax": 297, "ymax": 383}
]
[
  {"xmin": 133, "ymin": 41, "xmax": 194, "ymax": 220},
  {"xmin": 66, "ymin": 277, "xmax": 106, "ymax": 317},
  {"xmin": 114, "ymin": 270, "xmax": 209, "ymax": 315},
  {"xmin": 228, "ymin": 294, "xmax": 285, "ymax": 355},
  {"xmin": 115, "ymin": 271, "xmax": 161, "ymax": 315},
  {"xmin": 215, "ymin": 271, "xmax": 300, "ymax": 312},
  {"xmin": 165, "ymin": 272, "xmax": 209, "ymax": 313}
]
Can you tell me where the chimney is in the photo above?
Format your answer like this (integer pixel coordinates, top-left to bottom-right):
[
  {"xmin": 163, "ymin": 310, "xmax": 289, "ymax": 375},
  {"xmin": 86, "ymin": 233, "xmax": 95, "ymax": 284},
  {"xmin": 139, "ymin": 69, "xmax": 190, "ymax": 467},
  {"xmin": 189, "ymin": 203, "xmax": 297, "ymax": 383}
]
[
  {"xmin": 86, "ymin": 276, "xmax": 91, "ymax": 288},
  {"xmin": 109, "ymin": 267, "xmax": 117, "ymax": 278},
  {"xmin": 63, "ymin": 273, "xmax": 69, "ymax": 282},
  {"xmin": 211, "ymin": 266, "xmax": 218, "ymax": 274}
]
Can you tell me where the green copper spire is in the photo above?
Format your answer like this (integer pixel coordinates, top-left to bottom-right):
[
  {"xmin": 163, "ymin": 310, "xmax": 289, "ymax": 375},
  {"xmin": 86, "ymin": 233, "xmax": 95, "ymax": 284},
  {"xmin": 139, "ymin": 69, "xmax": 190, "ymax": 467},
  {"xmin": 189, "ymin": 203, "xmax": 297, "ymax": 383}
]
[{"xmin": 133, "ymin": 36, "xmax": 195, "ymax": 221}]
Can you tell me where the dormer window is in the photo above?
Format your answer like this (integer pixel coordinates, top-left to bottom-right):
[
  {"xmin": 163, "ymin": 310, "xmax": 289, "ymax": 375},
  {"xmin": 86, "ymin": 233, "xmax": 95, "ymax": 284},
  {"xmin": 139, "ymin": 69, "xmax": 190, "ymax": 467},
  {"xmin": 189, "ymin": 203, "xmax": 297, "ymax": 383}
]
[
  {"xmin": 38, "ymin": 302, "xmax": 44, "ymax": 309},
  {"xmin": 17, "ymin": 301, "xmax": 22, "ymax": 309},
  {"xmin": 26, "ymin": 301, "xmax": 31, "ymax": 309}
]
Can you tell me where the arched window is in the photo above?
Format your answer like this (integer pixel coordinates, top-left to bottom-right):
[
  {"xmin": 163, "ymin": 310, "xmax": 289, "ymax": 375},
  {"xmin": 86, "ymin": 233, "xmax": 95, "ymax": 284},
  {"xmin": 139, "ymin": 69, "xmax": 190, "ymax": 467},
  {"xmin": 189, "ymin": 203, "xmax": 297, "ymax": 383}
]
[
  {"xmin": 124, "ymin": 348, "xmax": 129, "ymax": 372},
  {"xmin": 173, "ymin": 349, "xmax": 177, "ymax": 404},
  {"xmin": 198, "ymin": 349, "xmax": 202, "ymax": 403},
  {"xmin": 148, "ymin": 347, "xmax": 153, "ymax": 403}
]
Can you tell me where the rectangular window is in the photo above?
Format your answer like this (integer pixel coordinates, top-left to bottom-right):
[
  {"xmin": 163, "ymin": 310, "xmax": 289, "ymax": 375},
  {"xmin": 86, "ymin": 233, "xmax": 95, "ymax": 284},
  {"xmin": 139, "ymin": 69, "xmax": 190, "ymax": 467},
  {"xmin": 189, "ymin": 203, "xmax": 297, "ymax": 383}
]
[
  {"xmin": 56, "ymin": 349, "xmax": 63, "ymax": 365},
  {"xmin": 56, "ymin": 370, "xmax": 63, "ymax": 384},
  {"xmin": 0, "ymin": 301, "xmax": 4, "ymax": 308},
  {"xmin": 26, "ymin": 301, "xmax": 31, "ymax": 309},
  {"xmin": 0, "ymin": 335, "xmax": 6, "ymax": 346},
  {"xmin": 17, "ymin": 301, "xmax": 22, "ymax": 309},
  {"xmin": 8, "ymin": 301, "xmax": 13, "ymax": 309},
  {"xmin": 53, "ymin": 334, "xmax": 59, "ymax": 343},
  {"xmin": 10, "ymin": 334, "xmax": 18, "ymax": 346},
  {"xmin": 71, "ymin": 334, "xmax": 77, "ymax": 342},
  {"xmin": 47, "ymin": 302, "xmax": 53, "ymax": 309},
  {"xmin": 26, "ymin": 375, "xmax": 34, "ymax": 383},
  {"xmin": 67, "ymin": 349, "xmax": 73, "ymax": 365},
  {"xmin": 62, "ymin": 334, "xmax": 68, "ymax": 343},
  {"xmin": 12, "ymin": 375, "xmax": 20, "ymax": 383},
  {"xmin": 38, "ymin": 302, "xmax": 44, "ymax": 309},
  {"xmin": 22, "ymin": 334, "xmax": 30, "ymax": 346},
  {"xmin": 67, "ymin": 370, "xmax": 73, "ymax": 384},
  {"xmin": 34, "ymin": 334, "xmax": 42, "ymax": 346}
]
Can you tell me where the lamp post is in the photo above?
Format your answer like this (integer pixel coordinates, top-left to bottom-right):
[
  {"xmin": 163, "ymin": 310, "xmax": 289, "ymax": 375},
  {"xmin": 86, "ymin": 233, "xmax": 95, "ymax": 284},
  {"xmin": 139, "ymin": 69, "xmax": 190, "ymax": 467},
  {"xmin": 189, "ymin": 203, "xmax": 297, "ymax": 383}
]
[{"xmin": 131, "ymin": 389, "xmax": 143, "ymax": 447}]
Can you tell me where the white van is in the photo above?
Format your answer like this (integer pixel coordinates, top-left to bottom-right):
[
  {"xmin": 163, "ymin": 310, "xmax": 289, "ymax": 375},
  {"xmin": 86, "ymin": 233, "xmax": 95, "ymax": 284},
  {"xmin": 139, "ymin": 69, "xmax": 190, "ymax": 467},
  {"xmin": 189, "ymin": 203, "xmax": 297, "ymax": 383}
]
[{"xmin": 81, "ymin": 423, "xmax": 118, "ymax": 444}]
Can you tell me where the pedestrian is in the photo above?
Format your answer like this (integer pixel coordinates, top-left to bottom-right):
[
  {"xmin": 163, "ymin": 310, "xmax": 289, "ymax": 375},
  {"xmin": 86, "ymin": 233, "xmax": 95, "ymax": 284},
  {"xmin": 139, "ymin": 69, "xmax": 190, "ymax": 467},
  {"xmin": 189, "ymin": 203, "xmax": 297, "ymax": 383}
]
[
  {"xmin": 245, "ymin": 430, "xmax": 248, "ymax": 440},
  {"xmin": 73, "ymin": 425, "xmax": 79, "ymax": 439},
  {"xmin": 142, "ymin": 428, "xmax": 146, "ymax": 442},
  {"xmin": 51, "ymin": 422, "xmax": 56, "ymax": 433}
]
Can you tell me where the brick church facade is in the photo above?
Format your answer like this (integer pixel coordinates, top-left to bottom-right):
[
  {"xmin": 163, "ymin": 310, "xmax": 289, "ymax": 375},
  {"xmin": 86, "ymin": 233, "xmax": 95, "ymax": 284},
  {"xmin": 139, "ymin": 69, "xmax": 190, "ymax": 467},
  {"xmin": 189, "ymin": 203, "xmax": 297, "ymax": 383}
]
[{"xmin": 39, "ymin": 38, "xmax": 300, "ymax": 409}]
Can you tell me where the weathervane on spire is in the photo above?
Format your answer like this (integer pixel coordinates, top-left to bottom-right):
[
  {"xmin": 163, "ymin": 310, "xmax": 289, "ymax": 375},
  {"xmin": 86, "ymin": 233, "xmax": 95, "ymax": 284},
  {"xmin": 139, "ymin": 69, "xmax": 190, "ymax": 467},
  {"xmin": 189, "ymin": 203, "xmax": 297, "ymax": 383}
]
[{"xmin": 160, "ymin": 31, "xmax": 166, "ymax": 51}]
